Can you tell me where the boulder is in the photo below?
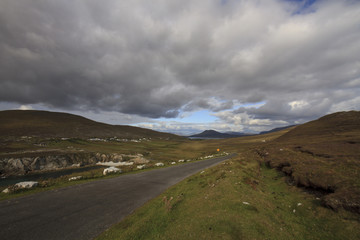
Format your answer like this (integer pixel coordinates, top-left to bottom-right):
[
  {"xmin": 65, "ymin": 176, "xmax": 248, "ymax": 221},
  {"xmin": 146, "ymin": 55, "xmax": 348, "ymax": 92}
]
[
  {"xmin": 15, "ymin": 181, "xmax": 38, "ymax": 189},
  {"xmin": 110, "ymin": 154, "xmax": 123, "ymax": 162},
  {"xmin": 155, "ymin": 163, "xmax": 164, "ymax": 167},
  {"xmin": 2, "ymin": 188, "xmax": 10, "ymax": 193},
  {"xmin": 103, "ymin": 167, "xmax": 121, "ymax": 175},
  {"xmin": 137, "ymin": 165, "xmax": 146, "ymax": 170}
]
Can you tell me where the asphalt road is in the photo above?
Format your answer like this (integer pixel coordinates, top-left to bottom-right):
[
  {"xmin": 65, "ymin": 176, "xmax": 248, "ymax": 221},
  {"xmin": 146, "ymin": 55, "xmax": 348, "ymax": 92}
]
[{"xmin": 0, "ymin": 154, "xmax": 235, "ymax": 240}]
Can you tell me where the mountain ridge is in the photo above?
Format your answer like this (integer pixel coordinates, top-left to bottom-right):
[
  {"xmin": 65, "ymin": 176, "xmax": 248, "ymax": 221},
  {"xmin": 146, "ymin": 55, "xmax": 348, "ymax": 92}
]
[
  {"xmin": 0, "ymin": 110, "xmax": 183, "ymax": 140},
  {"xmin": 189, "ymin": 130, "xmax": 237, "ymax": 139}
]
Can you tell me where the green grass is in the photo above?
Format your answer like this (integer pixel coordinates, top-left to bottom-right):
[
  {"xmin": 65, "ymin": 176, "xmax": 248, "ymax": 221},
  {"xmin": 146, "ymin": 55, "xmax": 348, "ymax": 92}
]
[{"xmin": 96, "ymin": 151, "xmax": 360, "ymax": 240}]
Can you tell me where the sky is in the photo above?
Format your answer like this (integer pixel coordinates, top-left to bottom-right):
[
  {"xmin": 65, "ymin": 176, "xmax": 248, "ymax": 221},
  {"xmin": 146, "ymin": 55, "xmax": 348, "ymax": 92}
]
[{"xmin": 0, "ymin": 0, "xmax": 359, "ymax": 135}]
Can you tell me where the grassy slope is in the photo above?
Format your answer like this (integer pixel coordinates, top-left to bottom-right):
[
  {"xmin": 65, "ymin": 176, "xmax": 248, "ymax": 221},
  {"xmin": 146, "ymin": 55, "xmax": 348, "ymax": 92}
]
[
  {"xmin": 261, "ymin": 111, "xmax": 360, "ymax": 213},
  {"xmin": 96, "ymin": 112, "xmax": 360, "ymax": 240}
]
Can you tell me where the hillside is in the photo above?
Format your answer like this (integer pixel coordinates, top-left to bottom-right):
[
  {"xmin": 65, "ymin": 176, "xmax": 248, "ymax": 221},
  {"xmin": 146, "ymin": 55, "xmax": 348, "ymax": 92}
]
[
  {"xmin": 259, "ymin": 125, "xmax": 295, "ymax": 135},
  {"xmin": 277, "ymin": 111, "xmax": 360, "ymax": 143},
  {"xmin": 0, "ymin": 110, "xmax": 182, "ymax": 140},
  {"xmin": 260, "ymin": 111, "xmax": 360, "ymax": 213}
]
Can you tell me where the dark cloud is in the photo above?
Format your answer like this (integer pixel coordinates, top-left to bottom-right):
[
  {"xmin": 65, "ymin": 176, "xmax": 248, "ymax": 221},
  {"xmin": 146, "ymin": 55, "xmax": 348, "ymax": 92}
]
[{"xmin": 0, "ymin": 0, "xmax": 359, "ymax": 132}]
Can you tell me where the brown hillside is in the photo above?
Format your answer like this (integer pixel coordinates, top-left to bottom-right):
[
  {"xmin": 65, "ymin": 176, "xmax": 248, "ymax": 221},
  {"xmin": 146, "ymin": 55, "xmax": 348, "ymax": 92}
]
[
  {"xmin": 0, "ymin": 110, "xmax": 182, "ymax": 140},
  {"xmin": 277, "ymin": 111, "xmax": 360, "ymax": 143},
  {"xmin": 259, "ymin": 111, "xmax": 360, "ymax": 214}
]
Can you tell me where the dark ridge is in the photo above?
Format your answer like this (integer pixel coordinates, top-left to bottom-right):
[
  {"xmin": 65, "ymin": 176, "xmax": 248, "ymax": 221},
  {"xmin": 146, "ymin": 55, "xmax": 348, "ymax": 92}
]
[
  {"xmin": 0, "ymin": 110, "xmax": 183, "ymax": 140},
  {"xmin": 189, "ymin": 130, "xmax": 237, "ymax": 139}
]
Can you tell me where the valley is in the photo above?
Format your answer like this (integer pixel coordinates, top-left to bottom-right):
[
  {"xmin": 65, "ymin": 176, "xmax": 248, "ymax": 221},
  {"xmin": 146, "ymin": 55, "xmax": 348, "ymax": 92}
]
[{"xmin": 1, "ymin": 110, "xmax": 360, "ymax": 240}]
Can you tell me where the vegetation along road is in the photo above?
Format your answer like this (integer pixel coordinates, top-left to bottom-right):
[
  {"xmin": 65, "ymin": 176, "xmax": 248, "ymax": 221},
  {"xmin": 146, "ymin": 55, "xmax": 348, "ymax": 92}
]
[{"xmin": 0, "ymin": 154, "xmax": 235, "ymax": 240}]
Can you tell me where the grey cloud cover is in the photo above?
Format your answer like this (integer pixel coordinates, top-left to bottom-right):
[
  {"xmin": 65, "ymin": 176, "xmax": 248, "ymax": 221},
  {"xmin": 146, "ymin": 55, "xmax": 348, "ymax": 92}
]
[{"xmin": 0, "ymin": 0, "xmax": 359, "ymax": 133}]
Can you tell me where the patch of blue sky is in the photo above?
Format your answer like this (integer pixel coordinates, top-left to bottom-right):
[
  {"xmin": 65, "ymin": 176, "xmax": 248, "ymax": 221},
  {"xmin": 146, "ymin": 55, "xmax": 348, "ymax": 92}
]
[
  {"xmin": 159, "ymin": 109, "xmax": 217, "ymax": 124},
  {"xmin": 286, "ymin": 0, "xmax": 318, "ymax": 15},
  {"xmin": 159, "ymin": 100, "xmax": 266, "ymax": 124}
]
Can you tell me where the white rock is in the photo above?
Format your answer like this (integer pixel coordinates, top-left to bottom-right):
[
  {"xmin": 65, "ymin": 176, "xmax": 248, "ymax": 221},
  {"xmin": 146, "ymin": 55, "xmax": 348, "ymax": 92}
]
[
  {"xmin": 68, "ymin": 176, "xmax": 82, "ymax": 181},
  {"xmin": 242, "ymin": 202, "xmax": 250, "ymax": 205},
  {"xmin": 155, "ymin": 163, "xmax": 164, "ymax": 167},
  {"xmin": 2, "ymin": 188, "xmax": 10, "ymax": 193},
  {"xmin": 137, "ymin": 165, "xmax": 146, "ymax": 170},
  {"xmin": 97, "ymin": 161, "xmax": 133, "ymax": 167},
  {"xmin": 15, "ymin": 181, "xmax": 38, "ymax": 189},
  {"xmin": 297, "ymin": 203, "xmax": 302, "ymax": 206},
  {"xmin": 171, "ymin": 162, "xmax": 176, "ymax": 165},
  {"xmin": 103, "ymin": 167, "xmax": 121, "ymax": 175},
  {"xmin": 178, "ymin": 159, "xmax": 184, "ymax": 163},
  {"xmin": 293, "ymin": 209, "xmax": 296, "ymax": 213}
]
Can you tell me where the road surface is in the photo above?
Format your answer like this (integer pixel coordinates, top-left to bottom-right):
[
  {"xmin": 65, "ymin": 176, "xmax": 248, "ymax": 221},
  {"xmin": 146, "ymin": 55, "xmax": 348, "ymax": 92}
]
[{"xmin": 0, "ymin": 154, "xmax": 235, "ymax": 240}]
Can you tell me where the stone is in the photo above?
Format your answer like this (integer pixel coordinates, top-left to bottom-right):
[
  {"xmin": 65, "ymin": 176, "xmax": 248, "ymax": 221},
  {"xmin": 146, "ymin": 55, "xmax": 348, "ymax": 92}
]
[
  {"xmin": 132, "ymin": 154, "xmax": 149, "ymax": 164},
  {"xmin": 155, "ymin": 163, "xmax": 164, "ymax": 167},
  {"xmin": 137, "ymin": 165, "xmax": 146, "ymax": 170},
  {"xmin": 178, "ymin": 159, "xmax": 185, "ymax": 163},
  {"xmin": 171, "ymin": 162, "xmax": 176, "ymax": 165},
  {"xmin": 2, "ymin": 188, "xmax": 10, "ymax": 193},
  {"xmin": 110, "ymin": 154, "xmax": 123, "ymax": 162},
  {"xmin": 15, "ymin": 181, "xmax": 38, "ymax": 189},
  {"xmin": 97, "ymin": 161, "xmax": 133, "ymax": 167},
  {"xmin": 103, "ymin": 167, "xmax": 121, "ymax": 175},
  {"xmin": 68, "ymin": 176, "xmax": 82, "ymax": 181}
]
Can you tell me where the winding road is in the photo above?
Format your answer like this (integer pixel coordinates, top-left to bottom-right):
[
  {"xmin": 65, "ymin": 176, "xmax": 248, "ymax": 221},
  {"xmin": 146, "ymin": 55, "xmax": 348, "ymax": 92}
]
[{"xmin": 0, "ymin": 154, "xmax": 235, "ymax": 240}]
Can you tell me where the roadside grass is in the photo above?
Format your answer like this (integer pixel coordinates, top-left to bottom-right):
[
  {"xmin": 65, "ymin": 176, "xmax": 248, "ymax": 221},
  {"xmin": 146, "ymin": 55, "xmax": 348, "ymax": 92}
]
[{"xmin": 96, "ymin": 151, "xmax": 360, "ymax": 240}]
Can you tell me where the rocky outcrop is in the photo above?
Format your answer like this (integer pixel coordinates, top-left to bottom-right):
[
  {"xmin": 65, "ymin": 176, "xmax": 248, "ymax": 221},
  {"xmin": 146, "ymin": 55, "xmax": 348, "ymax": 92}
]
[
  {"xmin": 0, "ymin": 153, "xmax": 96, "ymax": 177},
  {"xmin": 0, "ymin": 153, "xmax": 148, "ymax": 177}
]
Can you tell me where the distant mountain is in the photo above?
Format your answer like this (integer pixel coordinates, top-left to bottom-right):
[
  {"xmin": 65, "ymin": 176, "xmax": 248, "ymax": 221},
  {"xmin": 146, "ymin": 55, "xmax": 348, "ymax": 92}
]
[
  {"xmin": 259, "ymin": 125, "xmax": 296, "ymax": 135},
  {"xmin": 189, "ymin": 130, "xmax": 238, "ymax": 139},
  {"xmin": 0, "ymin": 110, "xmax": 183, "ymax": 140}
]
